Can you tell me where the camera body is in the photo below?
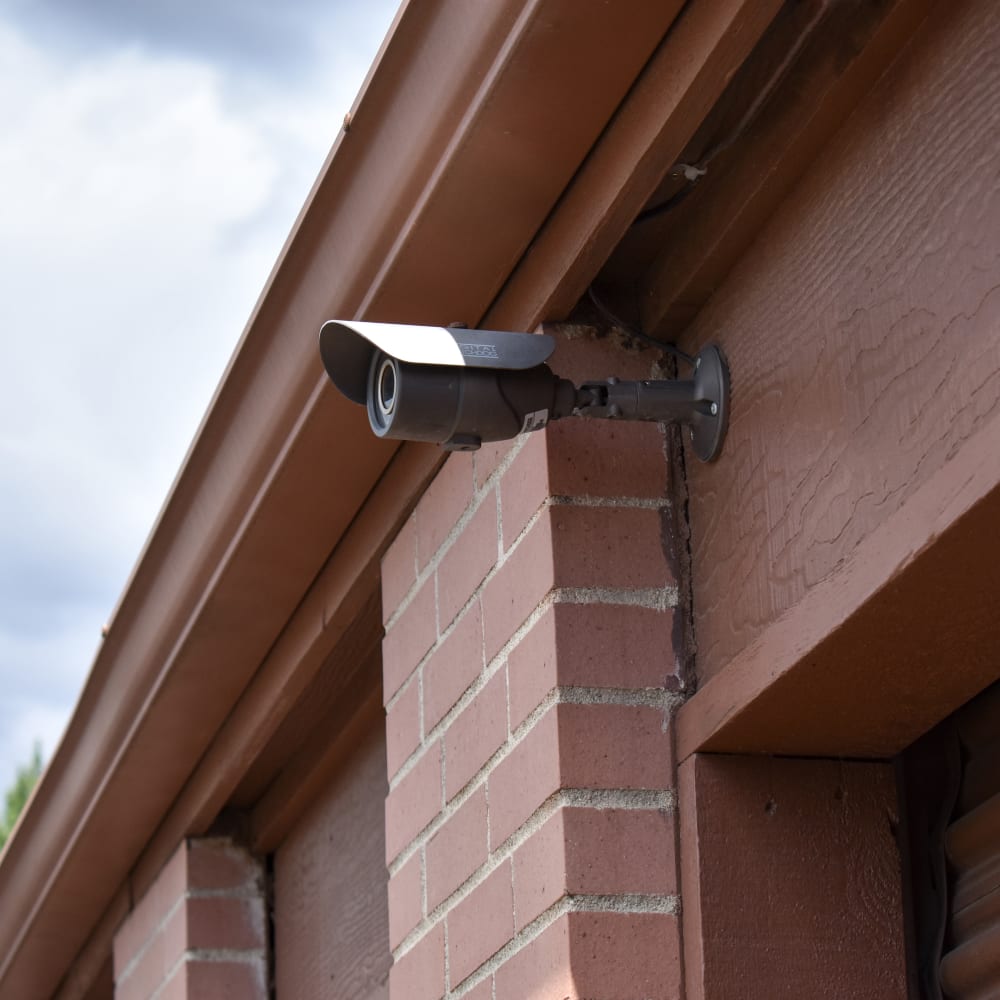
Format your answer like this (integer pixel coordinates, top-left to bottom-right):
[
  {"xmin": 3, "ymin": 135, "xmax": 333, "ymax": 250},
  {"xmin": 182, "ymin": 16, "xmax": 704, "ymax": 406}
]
[
  {"xmin": 318, "ymin": 320, "xmax": 729, "ymax": 461},
  {"xmin": 319, "ymin": 321, "xmax": 576, "ymax": 451}
]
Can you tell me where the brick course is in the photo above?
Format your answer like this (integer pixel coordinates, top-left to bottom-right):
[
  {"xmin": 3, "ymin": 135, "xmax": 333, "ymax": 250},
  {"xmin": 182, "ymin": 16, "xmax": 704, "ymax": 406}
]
[
  {"xmin": 506, "ymin": 601, "xmax": 677, "ymax": 730},
  {"xmin": 185, "ymin": 838, "xmax": 262, "ymax": 893},
  {"xmin": 512, "ymin": 806, "xmax": 677, "ymax": 930},
  {"xmin": 383, "ymin": 575, "xmax": 437, "ymax": 702},
  {"xmin": 546, "ymin": 417, "xmax": 668, "ymax": 499},
  {"xmin": 113, "ymin": 839, "xmax": 267, "ymax": 1000},
  {"xmin": 385, "ymin": 742, "xmax": 442, "ymax": 865},
  {"xmin": 446, "ymin": 861, "xmax": 514, "ymax": 988},
  {"xmin": 548, "ymin": 503, "xmax": 672, "ymax": 591},
  {"xmin": 423, "ymin": 602, "xmax": 484, "ymax": 732},
  {"xmin": 426, "ymin": 786, "xmax": 489, "ymax": 912},
  {"xmin": 498, "ymin": 431, "xmax": 549, "ymax": 547},
  {"xmin": 481, "ymin": 513, "xmax": 555, "ymax": 662},
  {"xmin": 473, "ymin": 439, "xmax": 512, "ymax": 491},
  {"xmin": 558, "ymin": 702, "xmax": 675, "ymax": 790},
  {"xmin": 388, "ymin": 922, "xmax": 445, "ymax": 1000},
  {"xmin": 494, "ymin": 911, "xmax": 681, "ymax": 999},
  {"xmin": 182, "ymin": 960, "xmax": 269, "ymax": 1000},
  {"xmin": 388, "ymin": 851, "xmax": 423, "ymax": 951},
  {"xmin": 443, "ymin": 670, "xmax": 507, "ymax": 801},
  {"xmin": 416, "ymin": 454, "xmax": 474, "ymax": 569},
  {"xmin": 437, "ymin": 492, "xmax": 498, "ymax": 630},
  {"xmin": 113, "ymin": 844, "xmax": 187, "ymax": 983},
  {"xmin": 381, "ymin": 512, "xmax": 418, "ymax": 624},
  {"xmin": 486, "ymin": 706, "xmax": 562, "ymax": 850},
  {"xmin": 386, "ymin": 675, "xmax": 421, "ymax": 779}
]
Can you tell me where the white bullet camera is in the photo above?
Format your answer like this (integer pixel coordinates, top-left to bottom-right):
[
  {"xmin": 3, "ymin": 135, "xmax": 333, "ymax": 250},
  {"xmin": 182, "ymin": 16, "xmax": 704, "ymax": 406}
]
[{"xmin": 319, "ymin": 320, "xmax": 729, "ymax": 460}]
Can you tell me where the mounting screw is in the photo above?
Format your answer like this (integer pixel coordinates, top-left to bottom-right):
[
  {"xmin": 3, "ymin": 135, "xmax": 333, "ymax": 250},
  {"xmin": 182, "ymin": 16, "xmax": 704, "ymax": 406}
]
[
  {"xmin": 710, "ymin": 402, "xmax": 719, "ymax": 416},
  {"xmin": 608, "ymin": 404, "xmax": 622, "ymax": 418},
  {"xmin": 695, "ymin": 357, "xmax": 701, "ymax": 369},
  {"xmin": 689, "ymin": 428, "xmax": 695, "ymax": 441}
]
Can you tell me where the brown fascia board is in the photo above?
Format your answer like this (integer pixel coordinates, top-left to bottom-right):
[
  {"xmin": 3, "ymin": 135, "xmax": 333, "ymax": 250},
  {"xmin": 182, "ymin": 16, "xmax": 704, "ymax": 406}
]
[
  {"xmin": 0, "ymin": 1, "xmax": 691, "ymax": 996},
  {"xmin": 676, "ymin": 404, "xmax": 1000, "ymax": 761}
]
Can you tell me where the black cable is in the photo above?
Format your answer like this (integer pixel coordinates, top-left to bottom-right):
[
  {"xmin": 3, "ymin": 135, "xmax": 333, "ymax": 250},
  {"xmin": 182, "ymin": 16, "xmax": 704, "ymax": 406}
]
[
  {"xmin": 632, "ymin": 175, "xmax": 699, "ymax": 226},
  {"xmin": 634, "ymin": 3, "xmax": 825, "ymax": 232},
  {"xmin": 586, "ymin": 286, "xmax": 695, "ymax": 367}
]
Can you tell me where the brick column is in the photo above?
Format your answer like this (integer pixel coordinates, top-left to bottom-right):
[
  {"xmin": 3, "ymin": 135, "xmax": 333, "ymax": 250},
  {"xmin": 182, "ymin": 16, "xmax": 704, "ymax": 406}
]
[
  {"xmin": 382, "ymin": 340, "xmax": 683, "ymax": 999},
  {"xmin": 113, "ymin": 838, "xmax": 268, "ymax": 1000}
]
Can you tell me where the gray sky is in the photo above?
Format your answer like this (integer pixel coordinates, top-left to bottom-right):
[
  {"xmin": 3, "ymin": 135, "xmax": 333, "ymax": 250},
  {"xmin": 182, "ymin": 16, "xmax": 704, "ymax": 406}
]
[{"xmin": 0, "ymin": 0, "xmax": 399, "ymax": 788}]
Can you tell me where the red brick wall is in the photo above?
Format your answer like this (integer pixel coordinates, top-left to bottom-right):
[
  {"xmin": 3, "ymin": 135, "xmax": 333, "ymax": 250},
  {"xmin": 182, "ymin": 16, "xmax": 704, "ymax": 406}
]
[
  {"xmin": 381, "ymin": 336, "xmax": 684, "ymax": 999},
  {"xmin": 112, "ymin": 839, "xmax": 267, "ymax": 1000}
]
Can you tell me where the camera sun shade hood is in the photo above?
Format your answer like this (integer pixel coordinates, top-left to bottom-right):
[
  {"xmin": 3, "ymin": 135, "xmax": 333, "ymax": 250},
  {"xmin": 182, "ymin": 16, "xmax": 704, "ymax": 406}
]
[{"xmin": 319, "ymin": 320, "xmax": 557, "ymax": 404}]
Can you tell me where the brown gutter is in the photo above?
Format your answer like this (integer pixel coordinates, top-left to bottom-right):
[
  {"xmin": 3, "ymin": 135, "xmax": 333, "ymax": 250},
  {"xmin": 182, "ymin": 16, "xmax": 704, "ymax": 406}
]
[{"xmin": 0, "ymin": 2, "xmax": 686, "ymax": 996}]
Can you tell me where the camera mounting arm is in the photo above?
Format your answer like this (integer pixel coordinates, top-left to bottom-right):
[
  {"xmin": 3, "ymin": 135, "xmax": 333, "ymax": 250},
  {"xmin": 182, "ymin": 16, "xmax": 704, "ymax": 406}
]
[{"xmin": 571, "ymin": 345, "xmax": 729, "ymax": 463}]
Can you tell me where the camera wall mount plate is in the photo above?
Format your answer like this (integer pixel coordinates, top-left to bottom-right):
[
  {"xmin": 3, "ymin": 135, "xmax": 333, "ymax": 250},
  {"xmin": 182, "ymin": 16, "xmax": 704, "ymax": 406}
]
[{"xmin": 689, "ymin": 345, "xmax": 729, "ymax": 463}]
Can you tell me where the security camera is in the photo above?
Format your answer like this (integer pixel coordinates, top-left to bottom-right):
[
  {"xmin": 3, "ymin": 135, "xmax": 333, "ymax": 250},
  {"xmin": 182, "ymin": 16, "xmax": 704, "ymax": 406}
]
[{"xmin": 318, "ymin": 320, "xmax": 729, "ymax": 461}]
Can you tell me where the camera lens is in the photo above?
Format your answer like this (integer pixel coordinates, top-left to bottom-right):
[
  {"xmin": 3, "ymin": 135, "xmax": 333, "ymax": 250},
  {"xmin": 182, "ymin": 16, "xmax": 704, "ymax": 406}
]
[{"xmin": 376, "ymin": 357, "xmax": 396, "ymax": 418}]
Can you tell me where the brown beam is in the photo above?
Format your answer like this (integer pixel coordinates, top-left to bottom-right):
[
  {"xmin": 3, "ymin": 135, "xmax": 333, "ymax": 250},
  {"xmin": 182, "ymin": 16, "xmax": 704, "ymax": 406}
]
[{"xmin": 677, "ymin": 407, "xmax": 1000, "ymax": 759}]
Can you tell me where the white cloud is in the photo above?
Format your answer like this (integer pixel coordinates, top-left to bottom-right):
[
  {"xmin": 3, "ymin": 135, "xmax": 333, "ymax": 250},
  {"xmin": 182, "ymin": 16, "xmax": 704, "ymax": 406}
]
[
  {"xmin": 0, "ymin": 616, "xmax": 103, "ymax": 787},
  {"xmin": 0, "ymin": 3, "xmax": 396, "ymax": 789},
  {"xmin": 0, "ymin": 700, "xmax": 67, "ymax": 789},
  {"xmin": 0, "ymin": 27, "xmax": 280, "ymax": 513}
]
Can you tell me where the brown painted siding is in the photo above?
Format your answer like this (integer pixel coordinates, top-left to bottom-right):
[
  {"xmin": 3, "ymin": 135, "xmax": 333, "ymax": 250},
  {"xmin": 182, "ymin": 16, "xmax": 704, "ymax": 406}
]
[
  {"xmin": 678, "ymin": 0, "xmax": 1000, "ymax": 682},
  {"xmin": 680, "ymin": 755, "xmax": 907, "ymax": 1000},
  {"xmin": 273, "ymin": 724, "xmax": 390, "ymax": 1000}
]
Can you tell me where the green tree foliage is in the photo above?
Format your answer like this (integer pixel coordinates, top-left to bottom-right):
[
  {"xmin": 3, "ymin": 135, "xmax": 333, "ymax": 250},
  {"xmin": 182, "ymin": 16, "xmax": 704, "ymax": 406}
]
[{"xmin": 0, "ymin": 743, "xmax": 44, "ymax": 851}]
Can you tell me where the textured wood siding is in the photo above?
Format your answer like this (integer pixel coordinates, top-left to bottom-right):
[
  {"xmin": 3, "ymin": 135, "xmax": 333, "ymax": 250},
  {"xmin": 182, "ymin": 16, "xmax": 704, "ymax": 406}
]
[
  {"xmin": 680, "ymin": 754, "xmax": 907, "ymax": 1000},
  {"xmin": 273, "ymin": 724, "xmax": 390, "ymax": 1000},
  {"xmin": 677, "ymin": 0, "xmax": 1000, "ymax": 683}
]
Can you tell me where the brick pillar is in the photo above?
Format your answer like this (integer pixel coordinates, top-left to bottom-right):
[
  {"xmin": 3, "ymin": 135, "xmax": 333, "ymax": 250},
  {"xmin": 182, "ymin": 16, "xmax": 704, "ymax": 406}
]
[
  {"xmin": 382, "ymin": 340, "xmax": 683, "ymax": 999},
  {"xmin": 112, "ymin": 838, "xmax": 268, "ymax": 1000}
]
